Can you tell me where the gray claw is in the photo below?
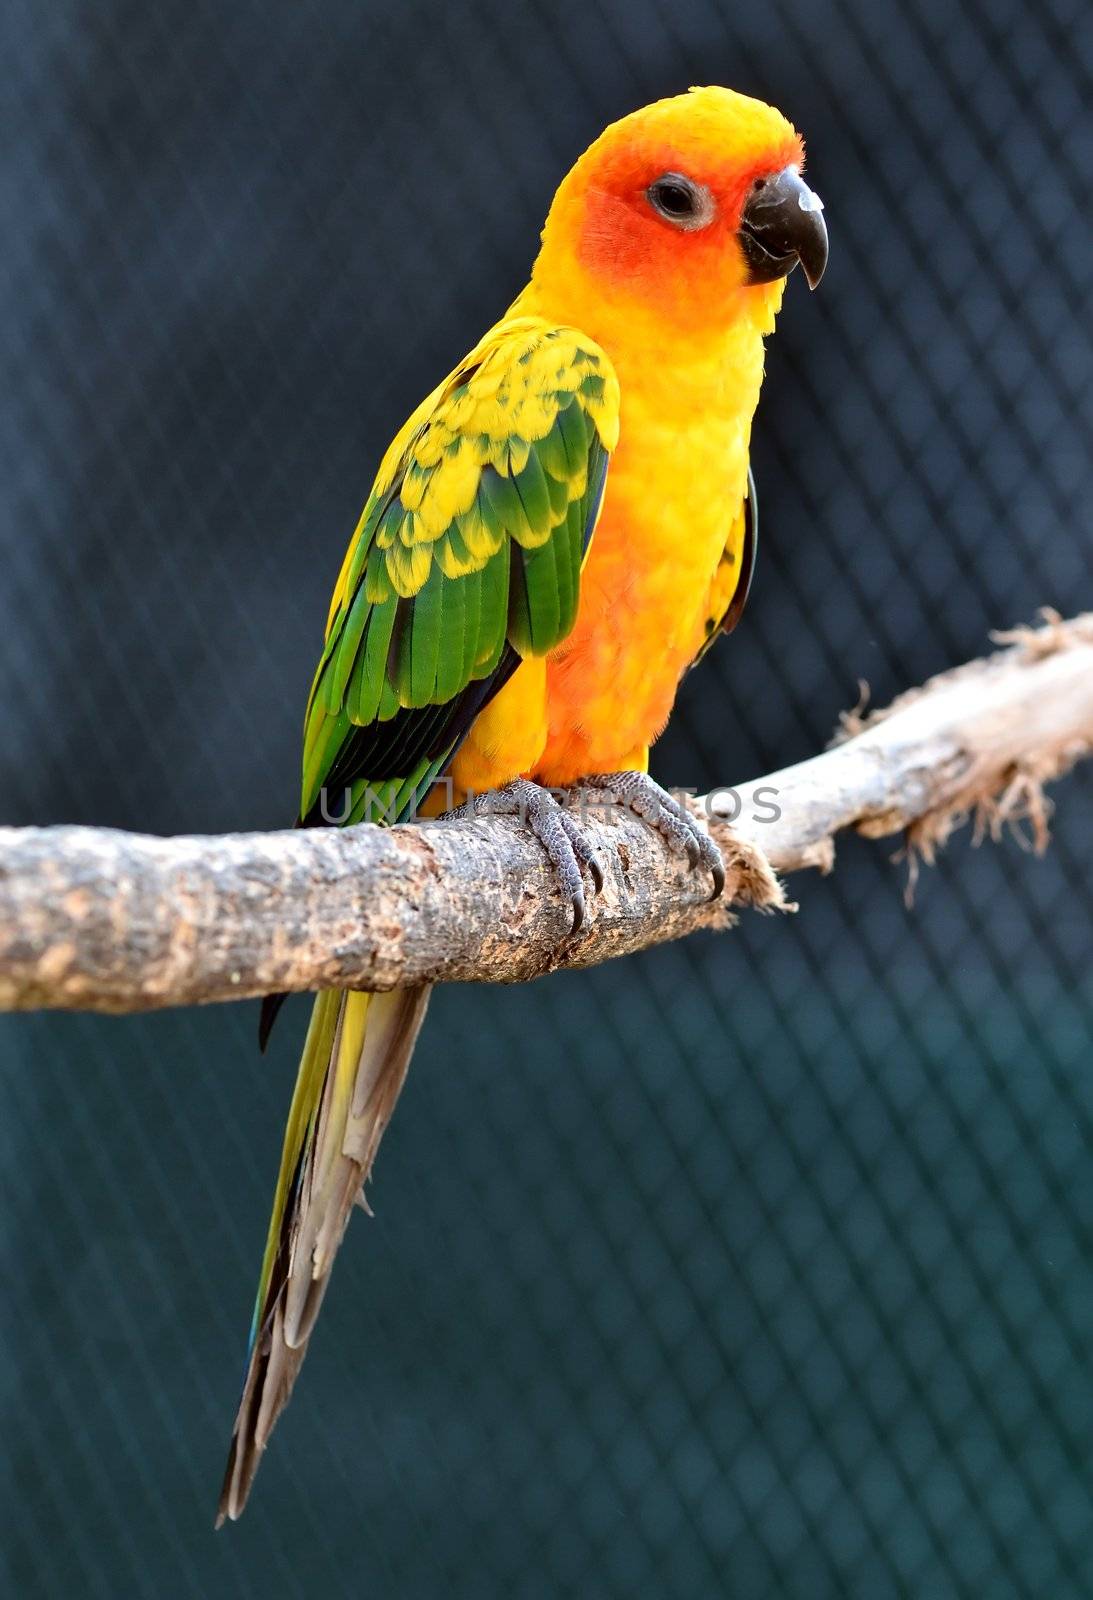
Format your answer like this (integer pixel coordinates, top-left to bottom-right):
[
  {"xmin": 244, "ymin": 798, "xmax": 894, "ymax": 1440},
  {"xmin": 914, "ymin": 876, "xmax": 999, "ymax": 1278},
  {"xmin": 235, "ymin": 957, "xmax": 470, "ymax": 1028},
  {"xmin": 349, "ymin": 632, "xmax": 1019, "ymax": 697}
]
[
  {"xmin": 706, "ymin": 849, "xmax": 726, "ymax": 901},
  {"xmin": 557, "ymin": 806, "xmax": 606, "ymax": 897},
  {"xmin": 581, "ymin": 771, "xmax": 726, "ymax": 900},
  {"xmin": 445, "ymin": 778, "xmax": 603, "ymax": 935}
]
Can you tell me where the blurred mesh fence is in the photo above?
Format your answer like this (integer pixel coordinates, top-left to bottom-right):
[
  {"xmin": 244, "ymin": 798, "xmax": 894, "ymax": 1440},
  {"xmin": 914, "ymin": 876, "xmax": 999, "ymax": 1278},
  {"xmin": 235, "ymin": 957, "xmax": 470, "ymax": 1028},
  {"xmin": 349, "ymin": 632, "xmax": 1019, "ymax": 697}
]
[{"xmin": 2, "ymin": 0, "xmax": 1092, "ymax": 1594}]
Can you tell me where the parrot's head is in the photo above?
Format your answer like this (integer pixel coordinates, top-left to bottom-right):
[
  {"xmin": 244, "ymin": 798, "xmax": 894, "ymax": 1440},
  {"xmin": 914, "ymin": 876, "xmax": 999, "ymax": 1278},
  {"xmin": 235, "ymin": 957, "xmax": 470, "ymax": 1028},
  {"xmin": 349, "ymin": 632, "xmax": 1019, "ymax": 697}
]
[{"xmin": 535, "ymin": 86, "xmax": 827, "ymax": 334}]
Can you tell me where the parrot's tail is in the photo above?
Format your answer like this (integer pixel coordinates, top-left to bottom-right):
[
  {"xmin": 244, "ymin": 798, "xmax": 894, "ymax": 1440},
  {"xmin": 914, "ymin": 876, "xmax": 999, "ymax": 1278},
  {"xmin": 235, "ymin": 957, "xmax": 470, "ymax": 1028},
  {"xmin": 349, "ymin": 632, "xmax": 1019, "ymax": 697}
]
[{"xmin": 216, "ymin": 982, "xmax": 431, "ymax": 1526}]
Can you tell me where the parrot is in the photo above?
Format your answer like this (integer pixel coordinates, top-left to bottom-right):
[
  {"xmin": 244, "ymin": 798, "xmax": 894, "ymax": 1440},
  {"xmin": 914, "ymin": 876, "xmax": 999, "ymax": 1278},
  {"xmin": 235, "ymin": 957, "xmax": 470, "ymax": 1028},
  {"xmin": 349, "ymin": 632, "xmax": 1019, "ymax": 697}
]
[{"xmin": 217, "ymin": 84, "xmax": 827, "ymax": 1523}]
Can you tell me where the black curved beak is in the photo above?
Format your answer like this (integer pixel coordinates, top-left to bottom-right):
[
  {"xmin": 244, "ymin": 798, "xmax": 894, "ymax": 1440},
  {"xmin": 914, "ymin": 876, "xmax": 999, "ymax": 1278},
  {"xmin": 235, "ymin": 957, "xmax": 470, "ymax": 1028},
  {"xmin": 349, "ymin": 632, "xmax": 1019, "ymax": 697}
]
[{"xmin": 739, "ymin": 166, "xmax": 828, "ymax": 290}]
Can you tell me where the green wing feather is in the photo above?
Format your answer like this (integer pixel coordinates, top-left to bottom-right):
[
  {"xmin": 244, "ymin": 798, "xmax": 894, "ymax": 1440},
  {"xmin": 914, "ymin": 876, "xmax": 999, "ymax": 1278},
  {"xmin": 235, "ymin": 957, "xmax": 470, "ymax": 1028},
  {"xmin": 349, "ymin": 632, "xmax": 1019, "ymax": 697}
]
[
  {"xmin": 225, "ymin": 321, "xmax": 619, "ymax": 1522},
  {"xmin": 300, "ymin": 317, "xmax": 619, "ymax": 826},
  {"xmin": 247, "ymin": 316, "xmax": 618, "ymax": 1342}
]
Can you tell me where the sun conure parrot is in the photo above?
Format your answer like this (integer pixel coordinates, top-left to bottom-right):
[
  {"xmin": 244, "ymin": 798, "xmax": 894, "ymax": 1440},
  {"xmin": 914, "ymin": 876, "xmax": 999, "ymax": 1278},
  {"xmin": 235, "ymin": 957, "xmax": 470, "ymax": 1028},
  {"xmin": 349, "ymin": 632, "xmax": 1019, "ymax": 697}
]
[{"xmin": 217, "ymin": 83, "xmax": 827, "ymax": 1522}]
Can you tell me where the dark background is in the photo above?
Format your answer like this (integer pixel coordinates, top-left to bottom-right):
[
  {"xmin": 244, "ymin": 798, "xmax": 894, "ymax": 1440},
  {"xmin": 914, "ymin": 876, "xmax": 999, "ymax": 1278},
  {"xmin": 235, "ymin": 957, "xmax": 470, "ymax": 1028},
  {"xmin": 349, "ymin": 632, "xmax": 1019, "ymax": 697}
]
[{"xmin": 3, "ymin": 0, "xmax": 1092, "ymax": 1595}]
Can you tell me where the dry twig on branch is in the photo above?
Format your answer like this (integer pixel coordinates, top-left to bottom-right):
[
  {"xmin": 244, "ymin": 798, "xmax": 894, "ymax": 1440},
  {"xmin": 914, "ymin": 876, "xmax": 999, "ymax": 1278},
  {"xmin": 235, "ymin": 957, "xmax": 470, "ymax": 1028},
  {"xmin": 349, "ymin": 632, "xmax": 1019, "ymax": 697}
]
[{"xmin": 1, "ymin": 612, "xmax": 1090, "ymax": 1016}]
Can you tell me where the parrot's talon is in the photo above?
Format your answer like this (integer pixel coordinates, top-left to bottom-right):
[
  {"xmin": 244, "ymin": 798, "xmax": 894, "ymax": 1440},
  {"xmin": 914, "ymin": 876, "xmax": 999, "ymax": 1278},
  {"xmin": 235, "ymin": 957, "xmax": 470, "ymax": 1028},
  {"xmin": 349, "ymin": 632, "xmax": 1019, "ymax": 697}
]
[
  {"xmin": 442, "ymin": 778, "xmax": 602, "ymax": 934},
  {"xmin": 555, "ymin": 804, "xmax": 606, "ymax": 897},
  {"xmin": 580, "ymin": 772, "xmax": 726, "ymax": 900}
]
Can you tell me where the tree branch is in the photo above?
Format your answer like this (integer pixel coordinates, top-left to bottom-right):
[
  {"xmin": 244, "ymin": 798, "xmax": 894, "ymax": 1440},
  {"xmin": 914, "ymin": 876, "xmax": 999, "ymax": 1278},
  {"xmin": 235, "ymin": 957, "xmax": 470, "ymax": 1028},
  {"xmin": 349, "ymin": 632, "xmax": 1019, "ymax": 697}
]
[{"xmin": 2, "ymin": 612, "xmax": 1091, "ymax": 1015}]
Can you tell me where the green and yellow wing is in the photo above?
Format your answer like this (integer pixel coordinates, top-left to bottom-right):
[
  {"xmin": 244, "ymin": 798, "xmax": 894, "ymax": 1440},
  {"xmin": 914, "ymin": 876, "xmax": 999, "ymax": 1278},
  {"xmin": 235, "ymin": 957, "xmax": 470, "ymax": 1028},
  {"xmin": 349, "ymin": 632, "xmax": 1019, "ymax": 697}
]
[
  {"xmin": 299, "ymin": 317, "xmax": 619, "ymax": 828},
  {"xmin": 249, "ymin": 318, "xmax": 619, "ymax": 1335}
]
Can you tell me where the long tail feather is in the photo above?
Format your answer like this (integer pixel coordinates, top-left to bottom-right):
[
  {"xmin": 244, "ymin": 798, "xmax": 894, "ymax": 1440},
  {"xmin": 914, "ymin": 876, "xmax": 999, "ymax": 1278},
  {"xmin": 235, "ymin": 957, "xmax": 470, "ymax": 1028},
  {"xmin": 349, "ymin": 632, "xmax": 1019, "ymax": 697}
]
[{"xmin": 217, "ymin": 983, "xmax": 431, "ymax": 1525}]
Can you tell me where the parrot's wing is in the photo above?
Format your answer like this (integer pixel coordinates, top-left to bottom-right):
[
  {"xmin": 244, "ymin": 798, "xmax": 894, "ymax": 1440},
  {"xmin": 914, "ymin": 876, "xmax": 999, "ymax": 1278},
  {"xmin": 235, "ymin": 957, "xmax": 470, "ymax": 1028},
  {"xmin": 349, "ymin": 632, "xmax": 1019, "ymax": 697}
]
[
  {"xmin": 299, "ymin": 316, "xmax": 619, "ymax": 827},
  {"xmin": 219, "ymin": 320, "xmax": 619, "ymax": 1522},
  {"xmin": 688, "ymin": 463, "xmax": 758, "ymax": 671}
]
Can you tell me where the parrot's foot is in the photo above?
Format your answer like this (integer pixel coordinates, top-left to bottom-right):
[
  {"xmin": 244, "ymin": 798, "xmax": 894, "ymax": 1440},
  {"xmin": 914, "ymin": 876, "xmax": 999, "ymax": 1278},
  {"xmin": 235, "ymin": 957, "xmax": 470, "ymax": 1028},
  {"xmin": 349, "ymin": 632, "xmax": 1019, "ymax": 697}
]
[
  {"xmin": 579, "ymin": 772, "xmax": 726, "ymax": 900},
  {"xmin": 445, "ymin": 778, "xmax": 605, "ymax": 933}
]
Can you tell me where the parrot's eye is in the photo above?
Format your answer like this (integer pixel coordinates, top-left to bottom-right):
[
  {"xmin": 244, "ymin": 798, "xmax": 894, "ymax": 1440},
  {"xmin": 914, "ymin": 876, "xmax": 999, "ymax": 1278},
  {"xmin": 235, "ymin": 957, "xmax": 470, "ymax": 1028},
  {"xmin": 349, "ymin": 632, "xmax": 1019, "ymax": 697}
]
[{"xmin": 646, "ymin": 173, "xmax": 715, "ymax": 232}]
